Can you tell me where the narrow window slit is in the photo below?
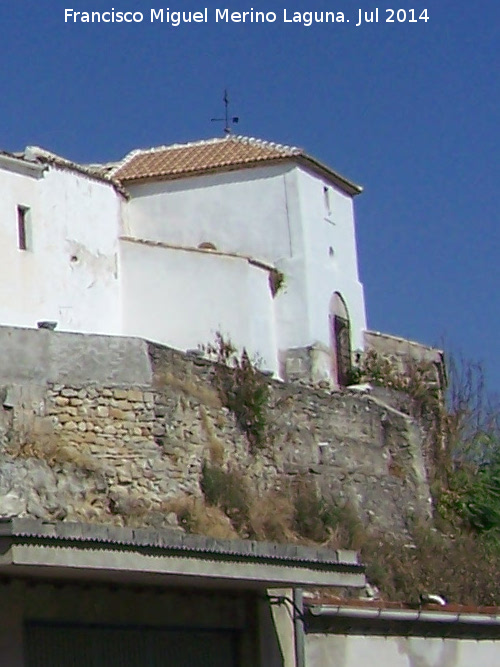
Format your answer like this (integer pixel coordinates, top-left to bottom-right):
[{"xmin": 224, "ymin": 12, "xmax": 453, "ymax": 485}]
[{"xmin": 17, "ymin": 205, "xmax": 29, "ymax": 250}]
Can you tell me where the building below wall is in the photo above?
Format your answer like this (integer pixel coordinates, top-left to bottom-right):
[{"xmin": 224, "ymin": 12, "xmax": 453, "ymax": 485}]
[
  {"xmin": 304, "ymin": 597, "xmax": 500, "ymax": 667},
  {"xmin": 0, "ymin": 519, "xmax": 364, "ymax": 667}
]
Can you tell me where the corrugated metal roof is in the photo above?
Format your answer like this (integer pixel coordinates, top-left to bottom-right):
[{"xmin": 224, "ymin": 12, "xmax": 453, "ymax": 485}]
[{"xmin": 0, "ymin": 518, "xmax": 361, "ymax": 568}]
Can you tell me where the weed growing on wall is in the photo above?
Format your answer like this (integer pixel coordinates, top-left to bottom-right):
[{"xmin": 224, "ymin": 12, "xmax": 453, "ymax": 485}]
[
  {"xmin": 201, "ymin": 332, "xmax": 270, "ymax": 451},
  {"xmin": 349, "ymin": 348, "xmax": 447, "ymax": 471},
  {"xmin": 348, "ymin": 349, "xmax": 441, "ymax": 406},
  {"xmin": 268, "ymin": 269, "xmax": 286, "ymax": 297}
]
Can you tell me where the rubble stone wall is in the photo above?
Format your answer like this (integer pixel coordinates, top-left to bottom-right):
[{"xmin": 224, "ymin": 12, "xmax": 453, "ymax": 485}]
[{"xmin": 0, "ymin": 328, "xmax": 433, "ymax": 538}]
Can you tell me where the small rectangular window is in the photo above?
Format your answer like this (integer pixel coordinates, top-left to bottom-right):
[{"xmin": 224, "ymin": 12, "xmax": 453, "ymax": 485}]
[
  {"xmin": 323, "ymin": 186, "xmax": 332, "ymax": 216},
  {"xmin": 17, "ymin": 205, "xmax": 29, "ymax": 250}
]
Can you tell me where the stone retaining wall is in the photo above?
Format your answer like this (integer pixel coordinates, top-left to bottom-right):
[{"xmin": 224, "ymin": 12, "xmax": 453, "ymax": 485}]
[{"xmin": 0, "ymin": 333, "xmax": 434, "ymax": 538}]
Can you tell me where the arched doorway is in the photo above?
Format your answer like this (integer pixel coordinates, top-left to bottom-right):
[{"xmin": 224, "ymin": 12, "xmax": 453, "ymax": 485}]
[{"xmin": 329, "ymin": 292, "xmax": 352, "ymax": 386}]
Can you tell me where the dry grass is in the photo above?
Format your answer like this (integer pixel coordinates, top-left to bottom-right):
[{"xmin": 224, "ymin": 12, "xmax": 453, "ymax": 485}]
[
  {"xmin": 199, "ymin": 406, "xmax": 225, "ymax": 465},
  {"xmin": 165, "ymin": 495, "xmax": 239, "ymax": 540},
  {"xmin": 198, "ymin": 466, "xmax": 367, "ymax": 549},
  {"xmin": 155, "ymin": 371, "xmax": 222, "ymax": 408},
  {"xmin": 248, "ymin": 492, "xmax": 298, "ymax": 543},
  {"xmin": 12, "ymin": 436, "xmax": 102, "ymax": 474},
  {"xmin": 360, "ymin": 527, "xmax": 500, "ymax": 605}
]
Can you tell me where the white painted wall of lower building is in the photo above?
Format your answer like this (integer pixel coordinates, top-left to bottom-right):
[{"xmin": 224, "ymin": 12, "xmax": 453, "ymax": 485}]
[
  {"xmin": 306, "ymin": 634, "xmax": 500, "ymax": 666},
  {"xmin": 120, "ymin": 240, "xmax": 278, "ymax": 373},
  {"xmin": 0, "ymin": 162, "xmax": 122, "ymax": 335}
]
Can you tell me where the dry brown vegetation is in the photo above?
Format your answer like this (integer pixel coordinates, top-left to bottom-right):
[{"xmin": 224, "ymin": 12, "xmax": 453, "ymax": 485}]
[
  {"xmin": 10, "ymin": 434, "xmax": 102, "ymax": 474},
  {"xmin": 163, "ymin": 458, "xmax": 500, "ymax": 605},
  {"xmin": 360, "ymin": 528, "xmax": 500, "ymax": 605},
  {"xmin": 199, "ymin": 406, "xmax": 226, "ymax": 465},
  {"xmin": 156, "ymin": 370, "xmax": 222, "ymax": 408},
  {"xmin": 164, "ymin": 495, "xmax": 239, "ymax": 540}
]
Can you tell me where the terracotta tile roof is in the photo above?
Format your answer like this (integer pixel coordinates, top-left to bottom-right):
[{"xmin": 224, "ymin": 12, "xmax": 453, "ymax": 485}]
[{"xmin": 111, "ymin": 136, "xmax": 362, "ymax": 195}]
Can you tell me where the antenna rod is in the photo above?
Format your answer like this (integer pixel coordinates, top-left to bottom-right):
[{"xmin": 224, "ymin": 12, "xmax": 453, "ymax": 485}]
[{"xmin": 224, "ymin": 89, "xmax": 230, "ymax": 134}]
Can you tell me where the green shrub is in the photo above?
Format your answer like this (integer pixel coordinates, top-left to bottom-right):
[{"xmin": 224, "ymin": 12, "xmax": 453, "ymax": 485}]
[
  {"xmin": 200, "ymin": 463, "xmax": 249, "ymax": 530},
  {"xmin": 202, "ymin": 333, "xmax": 270, "ymax": 451}
]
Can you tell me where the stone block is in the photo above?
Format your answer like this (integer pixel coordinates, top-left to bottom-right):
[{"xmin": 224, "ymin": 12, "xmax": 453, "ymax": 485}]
[
  {"xmin": 63, "ymin": 421, "xmax": 78, "ymax": 430},
  {"xmin": 113, "ymin": 389, "xmax": 128, "ymax": 399},
  {"xmin": 58, "ymin": 413, "xmax": 73, "ymax": 423},
  {"xmin": 127, "ymin": 389, "xmax": 143, "ymax": 402},
  {"xmin": 54, "ymin": 396, "xmax": 70, "ymax": 407},
  {"xmin": 113, "ymin": 400, "xmax": 132, "ymax": 410},
  {"xmin": 61, "ymin": 388, "xmax": 78, "ymax": 398}
]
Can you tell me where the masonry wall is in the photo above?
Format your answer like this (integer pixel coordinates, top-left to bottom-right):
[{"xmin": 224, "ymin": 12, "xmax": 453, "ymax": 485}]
[{"xmin": 0, "ymin": 327, "xmax": 431, "ymax": 537}]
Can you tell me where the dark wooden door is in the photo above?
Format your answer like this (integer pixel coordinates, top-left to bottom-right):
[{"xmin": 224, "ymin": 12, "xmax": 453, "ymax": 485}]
[{"xmin": 333, "ymin": 315, "xmax": 351, "ymax": 386}]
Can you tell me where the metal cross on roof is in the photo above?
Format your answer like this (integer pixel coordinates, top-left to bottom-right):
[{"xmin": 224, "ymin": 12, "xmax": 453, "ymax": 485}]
[{"xmin": 211, "ymin": 89, "xmax": 239, "ymax": 134}]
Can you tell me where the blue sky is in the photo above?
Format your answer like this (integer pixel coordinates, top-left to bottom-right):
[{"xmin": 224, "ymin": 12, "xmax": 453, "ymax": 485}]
[{"xmin": 2, "ymin": 0, "xmax": 499, "ymax": 391}]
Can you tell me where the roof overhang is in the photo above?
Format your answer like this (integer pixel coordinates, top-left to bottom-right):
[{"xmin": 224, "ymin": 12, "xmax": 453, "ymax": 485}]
[
  {"xmin": 295, "ymin": 155, "xmax": 363, "ymax": 196},
  {"xmin": 121, "ymin": 156, "xmax": 362, "ymax": 197},
  {"xmin": 0, "ymin": 520, "xmax": 365, "ymax": 591}
]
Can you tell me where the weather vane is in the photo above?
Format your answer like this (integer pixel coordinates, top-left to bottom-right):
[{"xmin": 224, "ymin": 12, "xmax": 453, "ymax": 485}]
[{"xmin": 211, "ymin": 89, "xmax": 239, "ymax": 135}]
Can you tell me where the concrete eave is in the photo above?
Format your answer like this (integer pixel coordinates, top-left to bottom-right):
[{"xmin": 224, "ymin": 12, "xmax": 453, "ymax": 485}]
[
  {"xmin": 0, "ymin": 153, "xmax": 46, "ymax": 178},
  {"xmin": 0, "ymin": 520, "xmax": 365, "ymax": 591}
]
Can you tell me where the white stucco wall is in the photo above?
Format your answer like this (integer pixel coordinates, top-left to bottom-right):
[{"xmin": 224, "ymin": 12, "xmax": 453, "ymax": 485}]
[
  {"xmin": 123, "ymin": 165, "xmax": 295, "ymax": 263},
  {"xmin": 123, "ymin": 162, "xmax": 366, "ymax": 360},
  {"xmin": 120, "ymin": 240, "xmax": 278, "ymax": 373},
  {"xmin": 306, "ymin": 634, "xmax": 500, "ymax": 667},
  {"xmin": 295, "ymin": 167, "xmax": 367, "ymax": 353},
  {"xmin": 0, "ymin": 161, "xmax": 122, "ymax": 335}
]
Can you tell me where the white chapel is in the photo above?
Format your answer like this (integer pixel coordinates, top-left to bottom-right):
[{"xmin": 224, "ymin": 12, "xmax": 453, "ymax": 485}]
[{"xmin": 0, "ymin": 135, "xmax": 369, "ymax": 385}]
